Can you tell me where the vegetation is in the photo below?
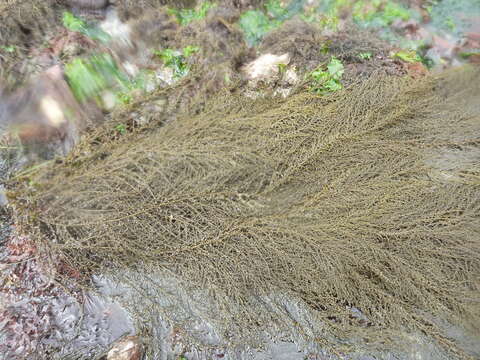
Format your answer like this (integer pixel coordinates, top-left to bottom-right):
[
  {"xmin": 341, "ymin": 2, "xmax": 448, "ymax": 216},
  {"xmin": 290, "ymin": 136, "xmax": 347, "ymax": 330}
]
[
  {"xmin": 0, "ymin": 45, "xmax": 15, "ymax": 53},
  {"xmin": 239, "ymin": 0, "xmax": 305, "ymax": 46},
  {"xmin": 168, "ymin": 1, "xmax": 215, "ymax": 26},
  {"xmin": 65, "ymin": 53, "xmax": 127, "ymax": 103},
  {"xmin": 239, "ymin": 10, "xmax": 278, "ymax": 46},
  {"xmin": 62, "ymin": 11, "xmax": 111, "ymax": 43},
  {"xmin": 154, "ymin": 46, "xmax": 200, "ymax": 79},
  {"xmin": 352, "ymin": 0, "xmax": 411, "ymax": 27},
  {"xmin": 392, "ymin": 49, "xmax": 421, "ymax": 63},
  {"xmin": 358, "ymin": 51, "xmax": 373, "ymax": 60},
  {"xmin": 309, "ymin": 56, "xmax": 344, "ymax": 94},
  {"xmin": 13, "ymin": 67, "xmax": 480, "ymax": 358},
  {"xmin": 2, "ymin": 1, "xmax": 480, "ymax": 359},
  {"xmin": 115, "ymin": 124, "xmax": 127, "ymax": 135}
]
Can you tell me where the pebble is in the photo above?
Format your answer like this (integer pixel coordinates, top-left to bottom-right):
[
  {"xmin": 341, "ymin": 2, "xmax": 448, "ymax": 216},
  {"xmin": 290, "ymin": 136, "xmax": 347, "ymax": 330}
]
[{"xmin": 107, "ymin": 336, "xmax": 143, "ymax": 360}]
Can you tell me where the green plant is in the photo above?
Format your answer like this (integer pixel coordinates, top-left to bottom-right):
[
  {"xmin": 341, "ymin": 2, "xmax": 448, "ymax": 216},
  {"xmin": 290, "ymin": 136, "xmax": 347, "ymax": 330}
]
[
  {"xmin": 353, "ymin": 0, "xmax": 411, "ymax": 27},
  {"xmin": 444, "ymin": 17, "xmax": 456, "ymax": 31},
  {"xmin": 309, "ymin": 56, "xmax": 344, "ymax": 94},
  {"xmin": 319, "ymin": 13, "xmax": 340, "ymax": 31},
  {"xmin": 459, "ymin": 50, "xmax": 480, "ymax": 58},
  {"xmin": 168, "ymin": 1, "xmax": 215, "ymax": 26},
  {"xmin": 358, "ymin": 52, "xmax": 373, "ymax": 60},
  {"xmin": 154, "ymin": 46, "xmax": 200, "ymax": 79},
  {"xmin": 115, "ymin": 124, "xmax": 127, "ymax": 135},
  {"xmin": 320, "ymin": 40, "xmax": 332, "ymax": 55},
  {"xmin": 239, "ymin": 10, "xmax": 278, "ymax": 46},
  {"xmin": 63, "ymin": 11, "xmax": 85, "ymax": 32},
  {"xmin": 62, "ymin": 11, "xmax": 111, "ymax": 43},
  {"xmin": 0, "ymin": 45, "xmax": 16, "ymax": 53},
  {"xmin": 392, "ymin": 50, "xmax": 421, "ymax": 63},
  {"xmin": 265, "ymin": 0, "xmax": 288, "ymax": 19},
  {"xmin": 182, "ymin": 45, "xmax": 200, "ymax": 58},
  {"xmin": 117, "ymin": 92, "xmax": 133, "ymax": 105},
  {"xmin": 239, "ymin": 0, "xmax": 305, "ymax": 46},
  {"xmin": 65, "ymin": 53, "xmax": 127, "ymax": 103},
  {"xmin": 382, "ymin": 1, "xmax": 411, "ymax": 23}
]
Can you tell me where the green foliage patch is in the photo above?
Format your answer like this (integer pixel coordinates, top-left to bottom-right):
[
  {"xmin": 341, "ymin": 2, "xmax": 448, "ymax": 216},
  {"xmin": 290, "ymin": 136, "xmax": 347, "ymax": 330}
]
[
  {"xmin": 65, "ymin": 54, "xmax": 128, "ymax": 103},
  {"xmin": 62, "ymin": 11, "xmax": 111, "ymax": 44},
  {"xmin": 392, "ymin": 49, "xmax": 421, "ymax": 63},
  {"xmin": 239, "ymin": 0, "xmax": 306, "ymax": 46},
  {"xmin": 309, "ymin": 56, "xmax": 344, "ymax": 94},
  {"xmin": 168, "ymin": 1, "xmax": 216, "ymax": 26},
  {"xmin": 154, "ymin": 46, "xmax": 200, "ymax": 79}
]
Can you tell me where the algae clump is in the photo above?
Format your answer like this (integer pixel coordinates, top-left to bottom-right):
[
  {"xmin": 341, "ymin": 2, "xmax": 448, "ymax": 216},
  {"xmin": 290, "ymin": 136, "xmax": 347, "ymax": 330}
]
[{"xmin": 10, "ymin": 66, "xmax": 480, "ymax": 358}]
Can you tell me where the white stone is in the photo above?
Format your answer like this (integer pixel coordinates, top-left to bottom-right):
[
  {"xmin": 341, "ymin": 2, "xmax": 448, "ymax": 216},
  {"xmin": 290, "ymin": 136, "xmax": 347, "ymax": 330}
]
[
  {"xmin": 100, "ymin": 8, "xmax": 132, "ymax": 48},
  {"xmin": 243, "ymin": 53, "xmax": 291, "ymax": 81},
  {"xmin": 40, "ymin": 96, "xmax": 66, "ymax": 127}
]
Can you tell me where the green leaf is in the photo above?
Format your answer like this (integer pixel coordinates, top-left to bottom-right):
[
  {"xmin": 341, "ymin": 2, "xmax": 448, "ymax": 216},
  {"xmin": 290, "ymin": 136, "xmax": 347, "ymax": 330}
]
[
  {"xmin": 170, "ymin": 1, "xmax": 215, "ymax": 26},
  {"xmin": 65, "ymin": 54, "xmax": 127, "ymax": 103},
  {"xmin": 358, "ymin": 52, "xmax": 372, "ymax": 60},
  {"xmin": 324, "ymin": 78, "xmax": 342, "ymax": 91},
  {"xmin": 154, "ymin": 47, "xmax": 194, "ymax": 79},
  {"xmin": 327, "ymin": 57, "xmax": 344, "ymax": 79},
  {"xmin": 115, "ymin": 124, "xmax": 127, "ymax": 134},
  {"xmin": 63, "ymin": 11, "xmax": 86, "ymax": 32},
  {"xmin": 0, "ymin": 45, "xmax": 16, "ymax": 53},
  {"xmin": 183, "ymin": 45, "xmax": 200, "ymax": 58},
  {"xmin": 62, "ymin": 11, "xmax": 111, "ymax": 43},
  {"xmin": 393, "ymin": 50, "xmax": 421, "ymax": 63},
  {"xmin": 239, "ymin": 10, "xmax": 278, "ymax": 46},
  {"xmin": 309, "ymin": 56, "xmax": 344, "ymax": 95},
  {"xmin": 265, "ymin": 0, "xmax": 287, "ymax": 19}
]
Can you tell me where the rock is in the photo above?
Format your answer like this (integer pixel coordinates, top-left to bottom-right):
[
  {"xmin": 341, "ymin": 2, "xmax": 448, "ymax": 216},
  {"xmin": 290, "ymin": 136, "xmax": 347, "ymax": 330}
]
[
  {"xmin": 100, "ymin": 7, "xmax": 133, "ymax": 48},
  {"xmin": 67, "ymin": 0, "xmax": 109, "ymax": 10},
  {"xmin": 0, "ymin": 185, "xmax": 8, "ymax": 207},
  {"xmin": 107, "ymin": 336, "xmax": 143, "ymax": 360},
  {"xmin": 67, "ymin": 0, "xmax": 110, "ymax": 20},
  {"xmin": 1, "ymin": 65, "xmax": 102, "ymax": 160},
  {"xmin": 242, "ymin": 53, "xmax": 291, "ymax": 83},
  {"xmin": 100, "ymin": 90, "xmax": 117, "ymax": 111}
]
